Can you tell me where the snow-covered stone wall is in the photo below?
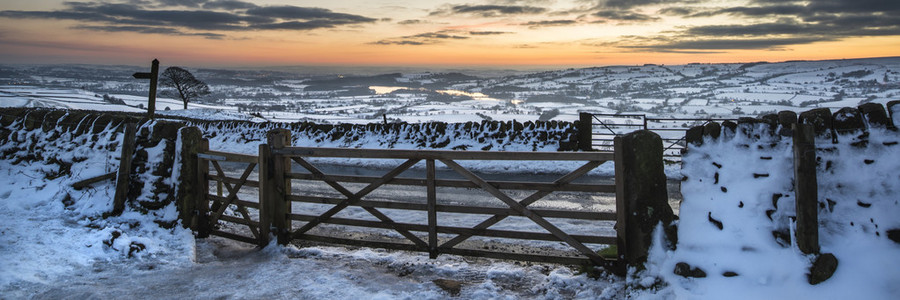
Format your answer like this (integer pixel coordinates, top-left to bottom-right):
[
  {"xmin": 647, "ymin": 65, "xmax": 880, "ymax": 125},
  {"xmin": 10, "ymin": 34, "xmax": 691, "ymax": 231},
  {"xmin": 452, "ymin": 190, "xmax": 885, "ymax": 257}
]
[
  {"xmin": 0, "ymin": 108, "xmax": 184, "ymax": 224},
  {"xmin": 190, "ymin": 119, "xmax": 580, "ymax": 154},
  {"xmin": 648, "ymin": 104, "xmax": 900, "ymax": 298}
]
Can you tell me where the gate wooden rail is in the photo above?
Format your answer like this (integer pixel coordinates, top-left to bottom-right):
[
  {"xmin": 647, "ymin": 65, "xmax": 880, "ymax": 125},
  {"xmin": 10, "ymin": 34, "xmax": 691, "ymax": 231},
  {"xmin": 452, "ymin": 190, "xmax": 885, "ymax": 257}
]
[{"xmin": 190, "ymin": 128, "xmax": 671, "ymax": 271}]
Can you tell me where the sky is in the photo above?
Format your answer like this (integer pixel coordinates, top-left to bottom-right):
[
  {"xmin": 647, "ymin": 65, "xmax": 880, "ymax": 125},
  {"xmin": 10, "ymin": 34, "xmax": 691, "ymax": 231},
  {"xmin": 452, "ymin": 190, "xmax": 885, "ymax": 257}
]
[{"xmin": 0, "ymin": 0, "xmax": 898, "ymax": 69}]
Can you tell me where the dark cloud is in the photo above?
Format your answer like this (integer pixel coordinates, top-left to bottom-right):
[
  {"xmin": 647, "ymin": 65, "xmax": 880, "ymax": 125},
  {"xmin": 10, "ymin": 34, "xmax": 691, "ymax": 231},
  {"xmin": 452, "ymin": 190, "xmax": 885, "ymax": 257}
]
[
  {"xmin": 201, "ymin": 0, "xmax": 259, "ymax": 10},
  {"xmin": 371, "ymin": 40, "xmax": 427, "ymax": 46},
  {"xmin": 603, "ymin": 0, "xmax": 679, "ymax": 9},
  {"xmin": 371, "ymin": 31, "xmax": 469, "ymax": 46},
  {"xmin": 398, "ymin": 19, "xmax": 427, "ymax": 25},
  {"xmin": 468, "ymin": 31, "xmax": 512, "ymax": 35},
  {"xmin": 245, "ymin": 6, "xmax": 375, "ymax": 23},
  {"xmin": 593, "ymin": 10, "xmax": 659, "ymax": 22},
  {"xmin": 73, "ymin": 25, "xmax": 226, "ymax": 38},
  {"xmin": 0, "ymin": 1, "xmax": 377, "ymax": 38},
  {"xmin": 432, "ymin": 4, "xmax": 547, "ymax": 17},
  {"xmin": 151, "ymin": 0, "xmax": 207, "ymax": 8},
  {"xmin": 600, "ymin": 0, "xmax": 900, "ymax": 52},
  {"xmin": 657, "ymin": 7, "xmax": 696, "ymax": 16},
  {"xmin": 621, "ymin": 37, "xmax": 834, "ymax": 51},
  {"xmin": 521, "ymin": 20, "xmax": 578, "ymax": 28}
]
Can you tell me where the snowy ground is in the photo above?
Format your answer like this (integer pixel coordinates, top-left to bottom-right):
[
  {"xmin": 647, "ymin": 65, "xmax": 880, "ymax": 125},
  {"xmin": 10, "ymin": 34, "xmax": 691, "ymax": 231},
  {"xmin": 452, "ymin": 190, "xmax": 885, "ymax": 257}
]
[
  {"xmin": 0, "ymin": 161, "xmax": 632, "ymax": 299},
  {"xmin": 3, "ymin": 112, "xmax": 899, "ymax": 299}
]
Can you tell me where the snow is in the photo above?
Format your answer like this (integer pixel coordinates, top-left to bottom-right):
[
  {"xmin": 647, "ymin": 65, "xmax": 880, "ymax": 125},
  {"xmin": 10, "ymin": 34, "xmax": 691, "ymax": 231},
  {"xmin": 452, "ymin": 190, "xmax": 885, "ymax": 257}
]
[
  {"xmin": 3, "ymin": 113, "xmax": 900, "ymax": 298},
  {"xmin": 642, "ymin": 124, "xmax": 900, "ymax": 299}
]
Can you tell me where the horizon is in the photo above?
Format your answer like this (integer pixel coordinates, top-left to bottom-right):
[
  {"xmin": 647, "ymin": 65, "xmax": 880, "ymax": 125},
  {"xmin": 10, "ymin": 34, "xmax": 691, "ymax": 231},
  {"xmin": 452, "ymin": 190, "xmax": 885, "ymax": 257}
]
[
  {"xmin": 4, "ymin": 56, "xmax": 899, "ymax": 77},
  {"xmin": 1, "ymin": 0, "xmax": 898, "ymax": 69}
]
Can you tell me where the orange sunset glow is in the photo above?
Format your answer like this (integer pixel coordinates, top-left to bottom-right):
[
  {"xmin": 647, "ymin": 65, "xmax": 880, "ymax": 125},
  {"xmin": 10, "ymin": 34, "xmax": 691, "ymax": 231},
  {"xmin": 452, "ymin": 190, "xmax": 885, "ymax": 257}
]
[{"xmin": 1, "ymin": 0, "xmax": 898, "ymax": 68}]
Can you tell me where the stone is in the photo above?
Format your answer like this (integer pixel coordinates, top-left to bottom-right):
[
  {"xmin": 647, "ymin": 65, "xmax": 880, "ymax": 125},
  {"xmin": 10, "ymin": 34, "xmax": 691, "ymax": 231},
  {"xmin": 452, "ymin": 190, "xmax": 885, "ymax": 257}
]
[
  {"xmin": 858, "ymin": 103, "xmax": 891, "ymax": 128},
  {"xmin": 777, "ymin": 110, "xmax": 798, "ymax": 136},
  {"xmin": 888, "ymin": 100, "xmax": 900, "ymax": 128},
  {"xmin": 832, "ymin": 107, "xmax": 865, "ymax": 135},
  {"xmin": 799, "ymin": 108, "xmax": 833, "ymax": 137},
  {"xmin": 708, "ymin": 212, "xmax": 723, "ymax": 230},
  {"xmin": 433, "ymin": 279, "xmax": 463, "ymax": 296},
  {"xmin": 674, "ymin": 262, "xmax": 707, "ymax": 278},
  {"xmin": 703, "ymin": 122, "xmax": 721, "ymax": 140},
  {"xmin": 808, "ymin": 253, "xmax": 838, "ymax": 285},
  {"xmin": 886, "ymin": 229, "xmax": 900, "ymax": 244},
  {"xmin": 685, "ymin": 126, "xmax": 704, "ymax": 146},
  {"xmin": 721, "ymin": 120, "xmax": 738, "ymax": 139},
  {"xmin": 617, "ymin": 130, "xmax": 676, "ymax": 266}
]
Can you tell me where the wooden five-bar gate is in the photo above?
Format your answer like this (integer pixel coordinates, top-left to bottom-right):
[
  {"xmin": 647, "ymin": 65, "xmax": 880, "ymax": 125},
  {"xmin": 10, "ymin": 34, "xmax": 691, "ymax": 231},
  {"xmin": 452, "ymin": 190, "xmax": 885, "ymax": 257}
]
[{"xmin": 191, "ymin": 129, "xmax": 654, "ymax": 269}]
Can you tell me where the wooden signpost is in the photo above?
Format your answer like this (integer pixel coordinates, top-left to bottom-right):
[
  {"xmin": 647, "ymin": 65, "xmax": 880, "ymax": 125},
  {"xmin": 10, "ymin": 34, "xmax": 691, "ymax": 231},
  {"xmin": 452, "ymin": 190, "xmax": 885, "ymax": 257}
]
[{"xmin": 133, "ymin": 59, "xmax": 159, "ymax": 118}]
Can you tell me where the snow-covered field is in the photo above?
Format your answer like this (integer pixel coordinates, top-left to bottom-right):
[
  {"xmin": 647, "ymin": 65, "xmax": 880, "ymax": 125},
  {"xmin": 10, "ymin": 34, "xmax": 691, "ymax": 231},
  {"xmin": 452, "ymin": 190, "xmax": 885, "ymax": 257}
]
[{"xmin": 3, "ymin": 57, "xmax": 898, "ymax": 124}]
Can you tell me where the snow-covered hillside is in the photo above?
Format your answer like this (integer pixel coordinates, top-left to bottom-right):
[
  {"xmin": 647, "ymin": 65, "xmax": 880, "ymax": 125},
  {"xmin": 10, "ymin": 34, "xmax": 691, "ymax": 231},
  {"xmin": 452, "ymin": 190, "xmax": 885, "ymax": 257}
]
[{"xmin": 2, "ymin": 57, "xmax": 898, "ymax": 124}]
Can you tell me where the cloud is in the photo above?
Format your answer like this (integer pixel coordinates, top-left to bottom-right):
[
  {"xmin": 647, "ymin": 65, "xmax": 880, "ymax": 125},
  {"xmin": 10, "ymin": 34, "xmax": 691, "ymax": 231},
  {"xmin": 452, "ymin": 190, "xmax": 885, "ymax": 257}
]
[
  {"xmin": 621, "ymin": 37, "xmax": 834, "ymax": 51},
  {"xmin": 371, "ymin": 31, "xmax": 470, "ymax": 46},
  {"xmin": 73, "ymin": 25, "xmax": 226, "ymax": 38},
  {"xmin": 245, "ymin": 6, "xmax": 375, "ymax": 23},
  {"xmin": 468, "ymin": 31, "xmax": 512, "ymax": 35},
  {"xmin": 597, "ymin": 0, "xmax": 900, "ymax": 52},
  {"xmin": 431, "ymin": 4, "xmax": 547, "ymax": 17},
  {"xmin": 593, "ymin": 10, "xmax": 659, "ymax": 22},
  {"xmin": 371, "ymin": 30, "xmax": 514, "ymax": 46},
  {"xmin": 201, "ymin": 0, "xmax": 259, "ymax": 10},
  {"xmin": 521, "ymin": 19, "xmax": 578, "ymax": 28},
  {"xmin": 398, "ymin": 19, "xmax": 428, "ymax": 25},
  {"xmin": 0, "ymin": 1, "xmax": 378, "ymax": 38}
]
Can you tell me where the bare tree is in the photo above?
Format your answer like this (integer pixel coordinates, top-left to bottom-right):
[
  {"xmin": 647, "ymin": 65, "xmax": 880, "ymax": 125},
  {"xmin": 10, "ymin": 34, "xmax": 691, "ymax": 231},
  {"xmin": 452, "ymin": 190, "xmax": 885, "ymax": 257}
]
[{"xmin": 160, "ymin": 67, "xmax": 210, "ymax": 109}]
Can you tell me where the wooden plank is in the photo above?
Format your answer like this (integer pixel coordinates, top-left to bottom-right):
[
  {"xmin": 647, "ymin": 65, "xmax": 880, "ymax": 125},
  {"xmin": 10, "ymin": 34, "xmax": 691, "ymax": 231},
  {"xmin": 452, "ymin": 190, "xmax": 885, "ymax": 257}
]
[
  {"xmin": 274, "ymin": 147, "xmax": 614, "ymax": 161},
  {"xmin": 200, "ymin": 150, "xmax": 258, "ymax": 163},
  {"xmin": 208, "ymin": 173, "xmax": 260, "ymax": 188},
  {"xmin": 219, "ymin": 215, "xmax": 260, "ymax": 228},
  {"xmin": 235, "ymin": 204, "xmax": 260, "ymax": 238},
  {"xmin": 614, "ymin": 136, "xmax": 627, "ymax": 263},
  {"xmin": 257, "ymin": 143, "xmax": 271, "ymax": 246},
  {"xmin": 111, "ymin": 123, "xmax": 136, "ymax": 216},
  {"xmin": 287, "ymin": 195, "xmax": 616, "ymax": 221},
  {"xmin": 440, "ymin": 159, "xmax": 605, "ymax": 265},
  {"xmin": 196, "ymin": 139, "xmax": 211, "ymax": 237},
  {"xmin": 209, "ymin": 195, "xmax": 260, "ymax": 209},
  {"xmin": 209, "ymin": 230, "xmax": 259, "ymax": 245},
  {"xmin": 293, "ymin": 232, "xmax": 605, "ymax": 265},
  {"xmin": 286, "ymin": 172, "xmax": 615, "ymax": 193},
  {"xmin": 289, "ymin": 214, "xmax": 615, "ymax": 244},
  {"xmin": 426, "ymin": 159, "xmax": 437, "ymax": 258},
  {"xmin": 295, "ymin": 234, "xmax": 424, "ymax": 252},
  {"xmin": 268, "ymin": 130, "xmax": 293, "ymax": 244},
  {"xmin": 72, "ymin": 172, "xmax": 116, "ymax": 190},
  {"xmin": 439, "ymin": 248, "xmax": 594, "ymax": 266}
]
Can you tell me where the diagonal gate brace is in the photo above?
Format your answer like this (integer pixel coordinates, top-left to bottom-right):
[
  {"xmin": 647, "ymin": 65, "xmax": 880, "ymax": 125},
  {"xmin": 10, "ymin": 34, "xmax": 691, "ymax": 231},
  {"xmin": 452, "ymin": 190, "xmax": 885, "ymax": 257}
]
[
  {"xmin": 440, "ymin": 159, "xmax": 606, "ymax": 265},
  {"xmin": 290, "ymin": 157, "xmax": 429, "ymax": 249}
]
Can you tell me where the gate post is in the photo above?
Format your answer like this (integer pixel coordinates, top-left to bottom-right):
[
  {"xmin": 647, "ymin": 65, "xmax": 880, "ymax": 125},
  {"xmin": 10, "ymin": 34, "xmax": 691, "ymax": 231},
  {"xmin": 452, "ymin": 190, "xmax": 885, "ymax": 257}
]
[
  {"xmin": 792, "ymin": 123, "xmax": 819, "ymax": 254},
  {"xmin": 258, "ymin": 143, "xmax": 272, "ymax": 246},
  {"xmin": 614, "ymin": 130, "xmax": 675, "ymax": 269},
  {"xmin": 267, "ymin": 129, "xmax": 293, "ymax": 244},
  {"xmin": 578, "ymin": 112, "xmax": 593, "ymax": 151},
  {"xmin": 196, "ymin": 138, "xmax": 211, "ymax": 237},
  {"xmin": 177, "ymin": 126, "xmax": 202, "ymax": 229}
]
